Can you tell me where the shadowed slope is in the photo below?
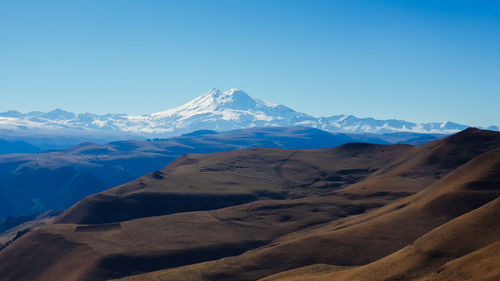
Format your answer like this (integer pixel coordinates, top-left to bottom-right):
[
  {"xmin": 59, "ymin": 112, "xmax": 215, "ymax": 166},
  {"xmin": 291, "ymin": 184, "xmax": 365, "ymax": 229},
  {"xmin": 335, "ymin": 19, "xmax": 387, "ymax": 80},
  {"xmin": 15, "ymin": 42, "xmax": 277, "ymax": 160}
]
[{"xmin": 0, "ymin": 192, "xmax": 395, "ymax": 281}]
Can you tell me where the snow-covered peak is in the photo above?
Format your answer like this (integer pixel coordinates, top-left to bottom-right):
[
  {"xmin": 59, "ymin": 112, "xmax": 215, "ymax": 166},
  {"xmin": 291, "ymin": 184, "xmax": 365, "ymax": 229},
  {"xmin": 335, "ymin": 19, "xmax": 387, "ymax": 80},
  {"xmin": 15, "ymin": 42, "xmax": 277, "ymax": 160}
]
[
  {"xmin": 214, "ymin": 88, "xmax": 261, "ymax": 110},
  {"xmin": 151, "ymin": 88, "xmax": 270, "ymax": 118},
  {"xmin": 195, "ymin": 88, "xmax": 264, "ymax": 109}
]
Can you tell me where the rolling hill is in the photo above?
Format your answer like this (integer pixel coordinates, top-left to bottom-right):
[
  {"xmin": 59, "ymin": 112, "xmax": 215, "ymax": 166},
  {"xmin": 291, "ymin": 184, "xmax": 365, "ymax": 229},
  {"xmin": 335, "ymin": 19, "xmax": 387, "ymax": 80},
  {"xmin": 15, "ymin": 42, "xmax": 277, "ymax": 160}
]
[{"xmin": 0, "ymin": 128, "xmax": 498, "ymax": 281}]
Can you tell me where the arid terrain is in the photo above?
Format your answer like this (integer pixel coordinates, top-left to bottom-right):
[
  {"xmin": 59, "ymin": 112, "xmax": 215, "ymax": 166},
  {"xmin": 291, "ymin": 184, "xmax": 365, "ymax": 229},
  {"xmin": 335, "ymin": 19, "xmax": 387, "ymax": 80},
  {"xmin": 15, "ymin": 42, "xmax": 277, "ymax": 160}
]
[{"xmin": 0, "ymin": 128, "xmax": 498, "ymax": 281}]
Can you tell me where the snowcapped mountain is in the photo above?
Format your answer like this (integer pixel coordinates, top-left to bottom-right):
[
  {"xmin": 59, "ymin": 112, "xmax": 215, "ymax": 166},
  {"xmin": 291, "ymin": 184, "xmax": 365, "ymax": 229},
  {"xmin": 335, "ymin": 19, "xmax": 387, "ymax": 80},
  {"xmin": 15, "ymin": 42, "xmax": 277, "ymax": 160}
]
[
  {"xmin": 0, "ymin": 88, "xmax": 496, "ymax": 138},
  {"xmin": 146, "ymin": 88, "xmax": 314, "ymax": 133}
]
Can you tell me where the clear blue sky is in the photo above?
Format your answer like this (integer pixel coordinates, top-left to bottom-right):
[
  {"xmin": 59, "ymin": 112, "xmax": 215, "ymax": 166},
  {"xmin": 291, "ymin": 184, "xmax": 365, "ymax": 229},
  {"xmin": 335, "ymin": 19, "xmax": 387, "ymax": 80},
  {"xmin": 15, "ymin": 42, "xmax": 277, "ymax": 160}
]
[{"xmin": 1, "ymin": 0, "xmax": 499, "ymax": 127}]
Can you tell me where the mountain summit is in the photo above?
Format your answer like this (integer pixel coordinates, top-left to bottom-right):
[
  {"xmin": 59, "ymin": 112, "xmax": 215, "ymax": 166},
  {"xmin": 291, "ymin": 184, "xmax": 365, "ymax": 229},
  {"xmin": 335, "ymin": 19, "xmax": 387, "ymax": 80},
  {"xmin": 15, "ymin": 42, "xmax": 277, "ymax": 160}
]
[
  {"xmin": 189, "ymin": 88, "xmax": 262, "ymax": 111},
  {"xmin": 151, "ymin": 88, "xmax": 304, "ymax": 122},
  {"xmin": 0, "ymin": 88, "xmax": 491, "ymax": 137}
]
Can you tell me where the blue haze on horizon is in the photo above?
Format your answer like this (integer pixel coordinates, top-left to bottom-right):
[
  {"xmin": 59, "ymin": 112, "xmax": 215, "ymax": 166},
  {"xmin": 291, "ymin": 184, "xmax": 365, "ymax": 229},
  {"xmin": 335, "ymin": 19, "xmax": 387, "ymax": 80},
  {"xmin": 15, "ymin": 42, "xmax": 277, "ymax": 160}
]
[{"xmin": 0, "ymin": 0, "xmax": 499, "ymax": 128}]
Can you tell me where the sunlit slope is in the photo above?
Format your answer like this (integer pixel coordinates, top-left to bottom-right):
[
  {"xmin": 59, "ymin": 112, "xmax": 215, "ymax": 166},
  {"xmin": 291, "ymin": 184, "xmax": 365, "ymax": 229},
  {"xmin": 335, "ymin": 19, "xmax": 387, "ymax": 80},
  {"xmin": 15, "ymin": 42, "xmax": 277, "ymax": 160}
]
[{"xmin": 261, "ymin": 197, "xmax": 500, "ymax": 281}]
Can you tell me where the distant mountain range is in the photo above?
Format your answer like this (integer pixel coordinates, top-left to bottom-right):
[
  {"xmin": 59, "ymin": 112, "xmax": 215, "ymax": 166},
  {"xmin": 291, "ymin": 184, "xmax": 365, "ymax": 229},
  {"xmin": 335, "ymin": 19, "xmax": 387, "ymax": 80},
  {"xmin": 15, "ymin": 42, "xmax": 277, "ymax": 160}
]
[{"xmin": 1, "ymin": 88, "xmax": 497, "ymax": 138}]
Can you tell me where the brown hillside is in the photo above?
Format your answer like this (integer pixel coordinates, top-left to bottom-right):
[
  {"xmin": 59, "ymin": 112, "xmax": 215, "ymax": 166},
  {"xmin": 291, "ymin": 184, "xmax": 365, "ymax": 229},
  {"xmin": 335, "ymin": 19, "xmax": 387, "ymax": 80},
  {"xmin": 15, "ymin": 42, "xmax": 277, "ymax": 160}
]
[
  {"xmin": 0, "ymin": 129, "xmax": 499, "ymax": 281},
  {"xmin": 56, "ymin": 143, "xmax": 410, "ymax": 224},
  {"xmin": 114, "ymin": 145, "xmax": 500, "ymax": 281},
  {"xmin": 58, "ymin": 128, "xmax": 500, "ymax": 226},
  {"xmin": 336, "ymin": 127, "xmax": 500, "ymax": 196},
  {"xmin": 261, "ymin": 197, "xmax": 500, "ymax": 281}
]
